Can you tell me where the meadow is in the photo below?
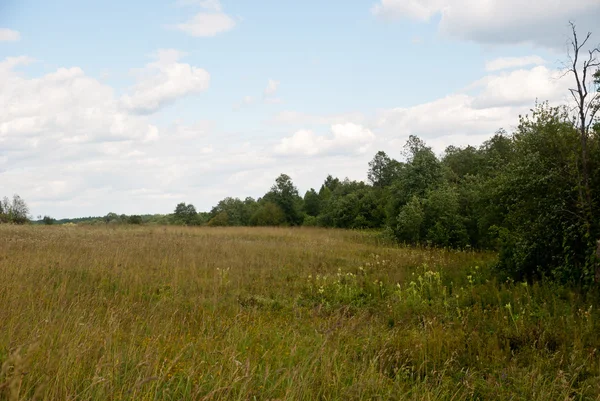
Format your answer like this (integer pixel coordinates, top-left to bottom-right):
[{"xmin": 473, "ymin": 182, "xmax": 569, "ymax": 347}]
[{"xmin": 1, "ymin": 225, "xmax": 599, "ymax": 400}]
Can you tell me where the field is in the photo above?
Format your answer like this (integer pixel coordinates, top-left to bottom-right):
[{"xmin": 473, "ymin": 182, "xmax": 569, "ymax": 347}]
[{"xmin": 1, "ymin": 225, "xmax": 599, "ymax": 400}]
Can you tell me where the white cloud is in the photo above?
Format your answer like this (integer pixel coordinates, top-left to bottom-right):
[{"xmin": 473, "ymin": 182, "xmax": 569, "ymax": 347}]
[
  {"xmin": 275, "ymin": 123, "xmax": 375, "ymax": 156},
  {"xmin": 0, "ymin": 55, "xmax": 289, "ymax": 219},
  {"xmin": 175, "ymin": 13, "xmax": 236, "ymax": 37},
  {"xmin": 485, "ymin": 56, "xmax": 546, "ymax": 72},
  {"xmin": 471, "ymin": 66, "xmax": 569, "ymax": 109},
  {"xmin": 264, "ymin": 79, "xmax": 280, "ymax": 96},
  {"xmin": 274, "ymin": 130, "xmax": 328, "ymax": 156},
  {"xmin": 371, "ymin": 0, "xmax": 600, "ymax": 47},
  {"xmin": 0, "ymin": 28, "xmax": 20, "ymax": 42},
  {"xmin": 173, "ymin": 1, "xmax": 236, "ymax": 37},
  {"xmin": 0, "ymin": 57, "xmax": 157, "ymax": 145},
  {"xmin": 375, "ymin": 94, "xmax": 511, "ymax": 141},
  {"xmin": 120, "ymin": 49, "xmax": 210, "ymax": 114},
  {"xmin": 0, "ymin": 56, "xmax": 34, "ymax": 73},
  {"xmin": 373, "ymin": 63, "xmax": 571, "ymax": 154}
]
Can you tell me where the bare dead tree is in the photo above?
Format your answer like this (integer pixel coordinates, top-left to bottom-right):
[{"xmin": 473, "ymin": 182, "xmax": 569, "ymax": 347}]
[
  {"xmin": 567, "ymin": 22, "xmax": 599, "ymax": 197},
  {"xmin": 566, "ymin": 22, "xmax": 600, "ymax": 279}
]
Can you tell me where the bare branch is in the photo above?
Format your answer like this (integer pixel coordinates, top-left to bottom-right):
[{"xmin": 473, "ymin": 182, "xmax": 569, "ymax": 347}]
[
  {"xmin": 569, "ymin": 88, "xmax": 582, "ymax": 107},
  {"xmin": 585, "ymin": 92, "xmax": 600, "ymax": 132}
]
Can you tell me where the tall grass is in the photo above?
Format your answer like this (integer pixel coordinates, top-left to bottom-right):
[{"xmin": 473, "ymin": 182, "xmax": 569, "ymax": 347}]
[{"xmin": 1, "ymin": 225, "xmax": 599, "ymax": 400}]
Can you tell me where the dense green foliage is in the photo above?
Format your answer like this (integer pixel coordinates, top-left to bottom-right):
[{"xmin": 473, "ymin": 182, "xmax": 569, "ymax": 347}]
[{"xmin": 0, "ymin": 195, "xmax": 29, "ymax": 224}]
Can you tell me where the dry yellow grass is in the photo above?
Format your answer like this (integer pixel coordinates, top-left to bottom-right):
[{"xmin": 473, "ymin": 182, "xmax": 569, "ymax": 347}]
[{"xmin": 1, "ymin": 225, "xmax": 598, "ymax": 400}]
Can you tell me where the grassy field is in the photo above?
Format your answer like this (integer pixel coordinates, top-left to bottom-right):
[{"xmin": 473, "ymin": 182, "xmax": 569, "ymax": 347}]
[{"xmin": 1, "ymin": 225, "xmax": 599, "ymax": 400}]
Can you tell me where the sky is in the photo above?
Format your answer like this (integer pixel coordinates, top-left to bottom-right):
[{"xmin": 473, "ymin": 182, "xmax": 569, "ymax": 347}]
[{"xmin": 1, "ymin": 0, "xmax": 599, "ymax": 219}]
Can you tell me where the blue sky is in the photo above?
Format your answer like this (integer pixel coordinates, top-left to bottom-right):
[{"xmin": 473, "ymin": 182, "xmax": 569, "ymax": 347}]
[{"xmin": 1, "ymin": 0, "xmax": 599, "ymax": 218}]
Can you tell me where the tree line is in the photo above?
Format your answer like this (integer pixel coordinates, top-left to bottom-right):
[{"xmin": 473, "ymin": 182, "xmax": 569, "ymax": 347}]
[{"xmin": 168, "ymin": 24, "xmax": 600, "ymax": 285}]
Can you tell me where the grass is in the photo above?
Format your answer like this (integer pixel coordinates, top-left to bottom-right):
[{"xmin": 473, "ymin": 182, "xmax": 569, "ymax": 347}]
[{"xmin": 1, "ymin": 225, "xmax": 599, "ymax": 400}]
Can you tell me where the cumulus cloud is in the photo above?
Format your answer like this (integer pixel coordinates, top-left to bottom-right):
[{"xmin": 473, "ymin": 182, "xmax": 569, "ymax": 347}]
[
  {"xmin": 373, "ymin": 63, "xmax": 571, "ymax": 154},
  {"xmin": 471, "ymin": 66, "xmax": 569, "ymax": 109},
  {"xmin": 0, "ymin": 57, "xmax": 158, "ymax": 146},
  {"xmin": 270, "ymin": 61, "xmax": 572, "ymax": 162},
  {"xmin": 173, "ymin": 0, "xmax": 236, "ymax": 37},
  {"xmin": 0, "ymin": 28, "xmax": 20, "ymax": 42},
  {"xmin": 120, "ymin": 49, "xmax": 210, "ymax": 114},
  {"xmin": 275, "ymin": 123, "xmax": 375, "ymax": 156},
  {"xmin": 485, "ymin": 56, "xmax": 546, "ymax": 72},
  {"xmin": 0, "ymin": 54, "xmax": 288, "ymax": 219},
  {"xmin": 371, "ymin": 0, "xmax": 600, "ymax": 48}
]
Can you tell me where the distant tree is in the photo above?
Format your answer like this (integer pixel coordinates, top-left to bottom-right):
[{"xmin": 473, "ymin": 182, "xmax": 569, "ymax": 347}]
[
  {"xmin": 478, "ymin": 130, "xmax": 514, "ymax": 174},
  {"xmin": 250, "ymin": 202, "xmax": 286, "ymax": 226},
  {"xmin": 0, "ymin": 197, "xmax": 7, "ymax": 223},
  {"xmin": 442, "ymin": 145, "xmax": 482, "ymax": 182},
  {"xmin": 104, "ymin": 212, "xmax": 119, "ymax": 224},
  {"xmin": 263, "ymin": 174, "xmax": 303, "ymax": 225},
  {"xmin": 321, "ymin": 175, "xmax": 341, "ymax": 193},
  {"xmin": 386, "ymin": 136, "xmax": 443, "ymax": 228},
  {"xmin": 128, "ymin": 215, "xmax": 143, "ymax": 225},
  {"xmin": 1, "ymin": 197, "xmax": 9, "ymax": 215},
  {"xmin": 210, "ymin": 197, "xmax": 244, "ymax": 226},
  {"xmin": 207, "ymin": 211, "xmax": 230, "ymax": 226},
  {"xmin": 303, "ymin": 189, "xmax": 321, "ymax": 217},
  {"xmin": 368, "ymin": 151, "xmax": 391, "ymax": 187},
  {"xmin": 422, "ymin": 184, "xmax": 469, "ymax": 248},
  {"xmin": 242, "ymin": 197, "xmax": 259, "ymax": 225},
  {"xmin": 42, "ymin": 215, "xmax": 56, "ymax": 225},
  {"xmin": 174, "ymin": 202, "xmax": 198, "ymax": 225},
  {"xmin": 197, "ymin": 212, "xmax": 211, "ymax": 225},
  {"xmin": 208, "ymin": 197, "xmax": 259, "ymax": 226},
  {"xmin": 318, "ymin": 180, "xmax": 385, "ymax": 229},
  {"xmin": 10, "ymin": 195, "xmax": 29, "ymax": 224},
  {"xmin": 368, "ymin": 151, "xmax": 403, "ymax": 188},
  {"xmin": 396, "ymin": 196, "xmax": 425, "ymax": 244}
]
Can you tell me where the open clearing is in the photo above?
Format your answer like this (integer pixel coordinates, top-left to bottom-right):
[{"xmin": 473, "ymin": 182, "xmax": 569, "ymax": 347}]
[{"xmin": 1, "ymin": 225, "xmax": 599, "ymax": 400}]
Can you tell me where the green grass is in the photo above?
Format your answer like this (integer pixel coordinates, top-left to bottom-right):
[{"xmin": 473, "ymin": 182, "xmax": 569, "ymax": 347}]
[{"xmin": 1, "ymin": 225, "xmax": 599, "ymax": 400}]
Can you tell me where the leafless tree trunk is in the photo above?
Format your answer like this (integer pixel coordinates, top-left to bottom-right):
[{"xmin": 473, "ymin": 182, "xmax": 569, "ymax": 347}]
[{"xmin": 566, "ymin": 22, "xmax": 600, "ymax": 280}]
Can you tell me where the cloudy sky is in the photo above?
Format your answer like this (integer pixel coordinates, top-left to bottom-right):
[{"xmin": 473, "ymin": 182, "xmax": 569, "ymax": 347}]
[{"xmin": 1, "ymin": 0, "xmax": 599, "ymax": 218}]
